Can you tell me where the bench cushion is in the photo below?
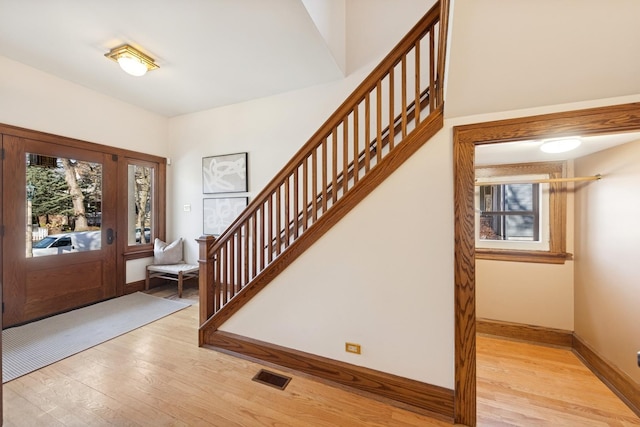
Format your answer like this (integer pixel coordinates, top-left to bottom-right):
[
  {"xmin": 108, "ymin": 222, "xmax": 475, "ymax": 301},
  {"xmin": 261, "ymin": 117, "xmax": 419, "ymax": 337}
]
[{"xmin": 147, "ymin": 263, "xmax": 199, "ymax": 275}]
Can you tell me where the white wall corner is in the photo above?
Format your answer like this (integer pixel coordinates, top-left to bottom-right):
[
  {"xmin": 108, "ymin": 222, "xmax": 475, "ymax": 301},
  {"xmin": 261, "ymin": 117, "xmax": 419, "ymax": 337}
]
[{"xmin": 301, "ymin": 0, "xmax": 347, "ymax": 75}]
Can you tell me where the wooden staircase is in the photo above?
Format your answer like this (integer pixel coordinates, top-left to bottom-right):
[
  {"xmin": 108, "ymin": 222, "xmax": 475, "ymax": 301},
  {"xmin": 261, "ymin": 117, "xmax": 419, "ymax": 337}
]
[{"xmin": 197, "ymin": 0, "xmax": 452, "ymax": 419}]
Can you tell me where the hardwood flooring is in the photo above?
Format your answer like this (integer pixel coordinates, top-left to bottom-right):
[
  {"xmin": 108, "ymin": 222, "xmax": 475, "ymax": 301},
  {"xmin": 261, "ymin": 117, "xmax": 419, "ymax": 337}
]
[
  {"xmin": 3, "ymin": 287, "xmax": 639, "ymax": 426},
  {"xmin": 476, "ymin": 335, "xmax": 639, "ymax": 426}
]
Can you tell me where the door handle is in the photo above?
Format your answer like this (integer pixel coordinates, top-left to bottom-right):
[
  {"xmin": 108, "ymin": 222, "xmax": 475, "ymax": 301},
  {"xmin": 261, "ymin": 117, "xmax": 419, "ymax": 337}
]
[{"xmin": 106, "ymin": 228, "xmax": 115, "ymax": 245}]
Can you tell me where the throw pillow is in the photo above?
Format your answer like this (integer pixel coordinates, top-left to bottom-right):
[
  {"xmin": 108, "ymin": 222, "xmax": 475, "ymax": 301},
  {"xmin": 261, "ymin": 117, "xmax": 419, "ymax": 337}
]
[{"xmin": 153, "ymin": 237, "xmax": 183, "ymax": 265}]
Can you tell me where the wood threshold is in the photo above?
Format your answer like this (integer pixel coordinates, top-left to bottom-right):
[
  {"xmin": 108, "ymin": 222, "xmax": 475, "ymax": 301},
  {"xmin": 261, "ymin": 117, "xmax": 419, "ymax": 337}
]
[{"xmin": 203, "ymin": 330, "xmax": 454, "ymax": 422}]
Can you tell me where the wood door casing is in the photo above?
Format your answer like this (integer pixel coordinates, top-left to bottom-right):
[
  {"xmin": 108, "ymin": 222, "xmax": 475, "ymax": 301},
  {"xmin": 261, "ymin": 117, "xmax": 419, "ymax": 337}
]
[
  {"xmin": 0, "ymin": 135, "xmax": 3, "ymax": 417},
  {"xmin": 2, "ymin": 135, "xmax": 117, "ymax": 327}
]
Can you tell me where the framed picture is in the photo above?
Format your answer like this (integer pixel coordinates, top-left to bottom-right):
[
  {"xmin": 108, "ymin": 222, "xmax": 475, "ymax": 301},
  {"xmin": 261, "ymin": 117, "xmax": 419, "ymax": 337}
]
[
  {"xmin": 202, "ymin": 152, "xmax": 248, "ymax": 194},
  {"xmin": 203, "ymin": 197, "xmax": 248, "ymax": 236}
]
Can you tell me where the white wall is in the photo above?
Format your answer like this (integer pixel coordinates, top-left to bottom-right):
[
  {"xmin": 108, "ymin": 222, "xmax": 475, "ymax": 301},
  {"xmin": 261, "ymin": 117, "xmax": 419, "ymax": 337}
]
[
  {"xmin": 476, "ymin": 260, "xmax": 574, "ymax": 330},
  {"xmin": 0, "ymin": 56, "xmax": 168, "ymax": 154},
  {"xmin": 446, "ymin": 0, "xmax": 640, "ymax": 118},
  {"xmin": 221, "ymin": 128, "xmax": 455, "ymax": 388},
  {"xmin": 346, "ymin": 0, "xmax": 434, "ymax": 74},
  {"xmin": 301, "ymin": 0, "xmax": 347, "ymax": 75},
  {"xmin": 574, "ymin": 139, "xmax": 640, "ymax": 383}
]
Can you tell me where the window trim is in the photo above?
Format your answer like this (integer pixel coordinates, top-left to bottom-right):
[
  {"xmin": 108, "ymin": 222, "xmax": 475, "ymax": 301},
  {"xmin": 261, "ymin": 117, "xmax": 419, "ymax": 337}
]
[
  {"xmin": 126, "ymin": 161, "xmax": 156, "ymax": 248},
  {"xmin": 475, "ymin": 161, "xmax": 570, "ymax": 264},
  {"xmin": 120, "ymin": 156, "xmax": 166, "ymax": 260},
  {"xmin": 478, "ymin": 176, "xmax": 545, "ymax": 249}
]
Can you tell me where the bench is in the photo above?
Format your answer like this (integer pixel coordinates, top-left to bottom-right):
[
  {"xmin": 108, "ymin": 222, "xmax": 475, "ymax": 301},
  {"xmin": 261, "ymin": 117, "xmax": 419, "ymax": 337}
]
[{"xmin": 145, "ymin": 263, "xmax": 199, "ymax": 298}]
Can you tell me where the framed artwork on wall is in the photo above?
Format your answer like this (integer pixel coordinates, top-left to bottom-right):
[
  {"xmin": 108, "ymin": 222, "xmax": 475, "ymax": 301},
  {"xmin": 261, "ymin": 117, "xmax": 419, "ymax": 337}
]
[
  {"xmin": 202, "ymin": 152, "xmax": 248, "ymax": 194},
  {"xmin": 203, "ymin": 197, "xmax": 248, "ymax": 236}
]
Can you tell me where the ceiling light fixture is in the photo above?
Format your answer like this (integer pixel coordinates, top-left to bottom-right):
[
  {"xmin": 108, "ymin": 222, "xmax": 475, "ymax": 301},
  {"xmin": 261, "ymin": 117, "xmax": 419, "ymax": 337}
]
[
  {"xmin": 540, "ymin": 137, "xmax": 582, "ymax": 154},
  {"xmin": 104, "ymin": 44, "xmax": 159, "ymax": 77}
]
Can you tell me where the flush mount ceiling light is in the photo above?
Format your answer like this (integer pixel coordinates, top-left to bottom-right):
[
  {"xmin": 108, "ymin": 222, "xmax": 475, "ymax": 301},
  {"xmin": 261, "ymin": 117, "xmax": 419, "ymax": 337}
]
[
  {"xmin": 540, "ymin": 137, "xmax": 582, "ymax": 154},
  {"xmin": 104, "ymin": 44, "xmax": 159, "ymax": 77}
]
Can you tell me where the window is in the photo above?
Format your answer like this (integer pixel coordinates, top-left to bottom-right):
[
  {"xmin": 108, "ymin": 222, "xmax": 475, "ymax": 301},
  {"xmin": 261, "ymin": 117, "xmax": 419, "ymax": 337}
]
[
  {"xmin": 52, "ymin": 237, "xmax": 72, "ymax": 247},
  {"xmin": 127, "ymin": 163, "xmax": 155, "ymax": 246},
  {"xmin": 480, "ymin": 182, "xmax": 539, "ymax": 241},
  {"xmin": 121, "ymin": 156, "xmax": 165, "ymax": 264},
  {"xmin": 475, "ymin": 162, "xmax": 568, "ymax": 263}
]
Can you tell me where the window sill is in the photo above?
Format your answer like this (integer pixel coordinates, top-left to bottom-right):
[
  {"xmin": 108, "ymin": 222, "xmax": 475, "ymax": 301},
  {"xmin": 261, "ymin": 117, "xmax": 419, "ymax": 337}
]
[
  {"xmin": 476, "ymin": 248, "xmax": 572, "ymax": 264},
  {"xmin": 123, "ymin": 246, "xmax": 154, "ymax": 261}
]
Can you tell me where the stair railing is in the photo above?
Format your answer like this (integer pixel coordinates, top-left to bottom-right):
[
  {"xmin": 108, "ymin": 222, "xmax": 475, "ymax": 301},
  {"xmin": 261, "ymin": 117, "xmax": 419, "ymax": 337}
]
[{"xmin": 199, "ymin": 2, "xmax": 444, "ymax": 327}]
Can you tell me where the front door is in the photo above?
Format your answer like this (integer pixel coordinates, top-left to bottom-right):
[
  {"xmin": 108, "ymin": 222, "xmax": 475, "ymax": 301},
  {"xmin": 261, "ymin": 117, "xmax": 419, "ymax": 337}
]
[{"xmin": 2, "ymin": 135, "xmax": 117, "ymax": 327}]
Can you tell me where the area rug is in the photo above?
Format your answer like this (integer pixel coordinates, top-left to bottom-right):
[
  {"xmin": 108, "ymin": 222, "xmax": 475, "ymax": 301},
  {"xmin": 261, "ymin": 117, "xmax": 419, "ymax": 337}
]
[{"xmin": 2, "ymin": 292, "xmax": 191, "ymax": 383}]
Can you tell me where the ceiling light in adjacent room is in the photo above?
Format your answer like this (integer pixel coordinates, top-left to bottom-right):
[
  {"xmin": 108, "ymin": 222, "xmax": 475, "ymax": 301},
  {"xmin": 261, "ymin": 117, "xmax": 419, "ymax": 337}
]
[
  {"xmin": 104, "ymin": 44, "xmax": 159, "ymax": 77},
  {"xmin": 540, "ymin": 137, "xmax": 582, "ymax": 153}
]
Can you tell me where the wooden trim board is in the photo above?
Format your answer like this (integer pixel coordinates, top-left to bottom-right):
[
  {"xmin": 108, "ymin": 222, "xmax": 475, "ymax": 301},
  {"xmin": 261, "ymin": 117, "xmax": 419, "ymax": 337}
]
[
  {"xmin": 572, "ymin": 335, "xmax": 640, "ymax": 418},
  {"xmin": 477, "ymin": 318, "xmax": 573, "ymax": 348},
  {"xmin": 203, "ymin": 330, "xmax": 454, "ymax": 422}
]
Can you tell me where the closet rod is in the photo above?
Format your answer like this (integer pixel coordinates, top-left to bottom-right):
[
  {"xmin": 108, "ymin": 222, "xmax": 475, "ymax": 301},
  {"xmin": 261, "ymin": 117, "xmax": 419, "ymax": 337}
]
[{"xmin": 475, "ymin": 174, "xmax": 602, "ymax": 186}]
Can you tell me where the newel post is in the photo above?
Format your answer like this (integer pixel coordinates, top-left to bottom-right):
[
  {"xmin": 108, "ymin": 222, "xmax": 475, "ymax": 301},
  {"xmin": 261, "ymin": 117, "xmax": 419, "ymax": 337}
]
[{"xmin": 197, "ymin": 235, "xmax": 215, "ymax": 325}]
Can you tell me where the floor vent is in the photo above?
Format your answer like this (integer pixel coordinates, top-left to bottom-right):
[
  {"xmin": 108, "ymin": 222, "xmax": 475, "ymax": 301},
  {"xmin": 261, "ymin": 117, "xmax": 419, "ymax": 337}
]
[{"xmin": 252, "ymin": 369, "xmax": 291, "ymax": 390}]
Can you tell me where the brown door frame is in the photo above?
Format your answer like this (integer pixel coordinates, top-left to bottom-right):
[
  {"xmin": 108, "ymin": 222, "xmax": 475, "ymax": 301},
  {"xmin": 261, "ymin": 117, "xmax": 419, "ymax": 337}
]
[
  {"xmin": 0, "ymin": 123, "xmax": 166, "ymax": 320},
  {"xmin": 2, "ymin": 135, "xmax": 119, "ymax": 326},
  {"xmin": 0, "ymin": 134, "xmax": 4, "ymax": 419},
  {"xmin": 453, "ymin": 102, "xmax": 640, "ymax": 426}
]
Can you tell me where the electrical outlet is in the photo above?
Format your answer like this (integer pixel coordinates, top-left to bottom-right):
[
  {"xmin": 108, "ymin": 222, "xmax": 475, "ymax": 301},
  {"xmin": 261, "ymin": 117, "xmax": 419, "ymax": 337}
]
[
  {"xmin": 183, "ymin": 204, "xmax": 191, "ymax": 212},
  {"xmin": 345, "ymin": 342, "xmax": 361, "ymax": 354}
]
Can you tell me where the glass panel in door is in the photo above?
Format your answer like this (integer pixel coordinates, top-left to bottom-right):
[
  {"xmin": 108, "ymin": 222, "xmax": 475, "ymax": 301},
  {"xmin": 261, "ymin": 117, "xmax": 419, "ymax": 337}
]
[{"xmin": 26, "ymin": 153, "xmax": 103, "ymax": 257}]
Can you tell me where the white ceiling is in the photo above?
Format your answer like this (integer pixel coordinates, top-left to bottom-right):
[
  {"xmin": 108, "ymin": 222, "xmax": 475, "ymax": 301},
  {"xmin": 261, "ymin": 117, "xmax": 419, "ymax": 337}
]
[
  {"xmin": 475, "ymin": 132, "xmax": 640, "ymax": 166},
  {"xmin": 0, "ymin": 0, "xmax": 344, "ymax": 117}
]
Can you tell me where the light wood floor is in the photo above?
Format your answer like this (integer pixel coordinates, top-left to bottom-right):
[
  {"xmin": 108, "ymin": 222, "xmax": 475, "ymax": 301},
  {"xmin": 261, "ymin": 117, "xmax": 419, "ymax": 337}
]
[{"xmin": 3, "ymin": 286, "xmax": 639, "ymax": 426}]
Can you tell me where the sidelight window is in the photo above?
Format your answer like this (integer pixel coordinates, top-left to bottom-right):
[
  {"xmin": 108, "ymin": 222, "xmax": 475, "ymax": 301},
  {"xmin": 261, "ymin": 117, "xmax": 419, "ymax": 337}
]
[{"xmin": 127, "ymin": 163, "xmax": 155, "ymax": 245}]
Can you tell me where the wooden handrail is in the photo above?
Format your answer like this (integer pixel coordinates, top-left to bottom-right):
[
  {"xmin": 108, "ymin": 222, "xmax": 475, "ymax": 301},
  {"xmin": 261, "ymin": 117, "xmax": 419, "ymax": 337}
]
[{"xmin": 199, "ymin": 1, "xmax": 446, "ymax": 326}]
